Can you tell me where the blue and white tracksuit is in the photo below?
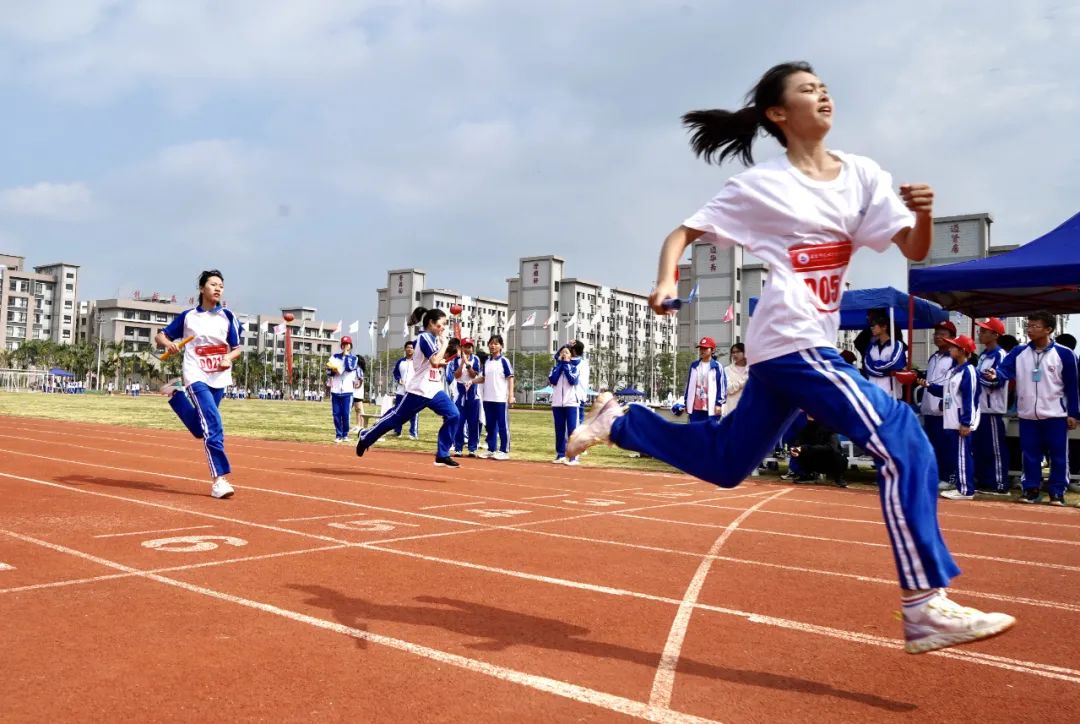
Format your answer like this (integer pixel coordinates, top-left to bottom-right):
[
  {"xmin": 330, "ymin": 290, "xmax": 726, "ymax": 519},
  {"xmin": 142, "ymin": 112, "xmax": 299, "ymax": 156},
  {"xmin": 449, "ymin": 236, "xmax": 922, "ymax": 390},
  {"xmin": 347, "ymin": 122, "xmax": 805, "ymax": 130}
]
[
  {"xmin": 995, "ymin": 341, "xmax": 1080, "ymax": 497},
  {"xmin": 919, "ymin": 350, "xmax": 956, "ymax": 485},
  {"xmin": 683, "ymin": 358, "xmax": 727, "ymax": 424},
  {"xmin": 865, "ymin": 338, "xmax": 908, "ymax": 399},
  {"xmin": 482, "ymin": 355, "xmax": 514, "ymax": 454},
  {"xmin": 975, "ymin": 346, "xmax": 1010, "ymax": 492},
  {"xmin": 611, "ymin": 347, "xmax": 960, "ymax": 589},
  {"xmin": 160, "ymin": 304, "xmax": 242, "ymax": 480},
  {"xmin": 550, "ymin": 356, "xmax": 583, "ymax": 460},
  {"xmin": 391, "ymin": 356, "xmax": 420, "ymax": 438},
  {"xmin": 328, "ymin": 352, "xmax": 359, "ymax": 440},
  {"xmin": 360, "ymin": 333, "xmax": 459, "ymax": 458},
  {"xmin": 927, "ymin": 362, "xmax": 981, "ymax": 496},
  {"xmin": 448, "ymin": 355, "xmax": 482, "ymax": 453}
]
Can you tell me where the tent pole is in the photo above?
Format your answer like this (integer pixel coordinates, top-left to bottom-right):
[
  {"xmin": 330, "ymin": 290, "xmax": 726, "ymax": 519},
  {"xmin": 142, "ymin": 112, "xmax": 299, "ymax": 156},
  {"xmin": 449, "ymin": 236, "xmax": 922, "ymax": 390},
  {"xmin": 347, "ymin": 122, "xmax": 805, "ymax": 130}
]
[{"xmin": 906, "ymin": 293, "xmax": 915, "ymax": 404}]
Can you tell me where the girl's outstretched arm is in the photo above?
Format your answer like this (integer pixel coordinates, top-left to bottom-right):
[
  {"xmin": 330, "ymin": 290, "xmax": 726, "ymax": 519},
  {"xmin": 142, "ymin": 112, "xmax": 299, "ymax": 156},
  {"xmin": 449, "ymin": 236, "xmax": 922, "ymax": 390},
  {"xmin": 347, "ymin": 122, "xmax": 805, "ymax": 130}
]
[{"xmin": 648, "ymin": 225, "xmax": 705, "ymax": 314}]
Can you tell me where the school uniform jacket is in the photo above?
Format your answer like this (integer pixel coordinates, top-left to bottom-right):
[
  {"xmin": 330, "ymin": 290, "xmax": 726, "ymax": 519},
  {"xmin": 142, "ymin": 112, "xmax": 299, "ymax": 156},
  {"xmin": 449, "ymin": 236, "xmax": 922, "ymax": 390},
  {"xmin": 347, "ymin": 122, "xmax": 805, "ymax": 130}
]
[
  {"xmin": 327, "ymin": 352, "xmax": 358, "ymax": 395},
  {"xmin": 976, "ymin": 346, "xmax": 1009, "ymax": 414},
  {"xmin": 683, "ymin": 359, "xmax": 726, "ymax": 417},
  {"xmin": 447, "ymin": 355, "xmax": 482, "ymax": 403},
  {"xmin": 919, "ymin": 350, "xmax": 954, "ymax": 416},
  {"xmin": 996, "ymin": 341, "xmax": 1080, "ymax": 420},
  {"xmin": 865, "ymin": 338, "xmax": 907, "ymax": 398},
  {"xmin": 928, "ymin": 362, "xmax": 981, "ymax": 431},
  {"xmin": 549, "ymin": 357, "xmax": 582, "ymax": 407}
]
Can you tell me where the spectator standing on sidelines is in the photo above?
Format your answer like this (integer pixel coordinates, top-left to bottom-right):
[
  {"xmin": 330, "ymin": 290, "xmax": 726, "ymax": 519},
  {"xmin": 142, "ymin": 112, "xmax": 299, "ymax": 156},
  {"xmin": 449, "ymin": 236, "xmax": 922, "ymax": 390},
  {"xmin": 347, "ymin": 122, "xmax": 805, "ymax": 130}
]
[
  {"xmin": 480, "ymin": 334, "xmax": 514, "ymax": 460},
  {"xmin": 984, "ymin": 312, "xmax": 1079, "ymax": 505},
  {"xmin": 920, "ymin": 321, "xmax": 957, "ymax": 491},
  {"xmin": 974, "ymin": 318, "xmax": 1010, "ymax": 495},
  {"xmin": 722, "ymin": 342, "xmax": 749, "ymax": 416},
  {"xmin": 675, "ymin": 336, "xmax": 726, "ymax": 423},
  {"xmin": 549, "ymin": 344, "xmax": 583, "ymax": 464},
  {"xmin": 391, "ymin": 341, "xmax": 420, "ymax": 440},
  {"xmin": 448, "ymin": 338, "xmax": 482, "ymax": 457},
  {"xmin": 865, "ymin": 315, "xmax": 907, "ymax": 399},
  {"xmin": 921, "ymin": 335, "xmax": 981, "ymax": 501},
  {"xmin": 327, "ymin": 336, "xmax": 359, "ymax": 443}
]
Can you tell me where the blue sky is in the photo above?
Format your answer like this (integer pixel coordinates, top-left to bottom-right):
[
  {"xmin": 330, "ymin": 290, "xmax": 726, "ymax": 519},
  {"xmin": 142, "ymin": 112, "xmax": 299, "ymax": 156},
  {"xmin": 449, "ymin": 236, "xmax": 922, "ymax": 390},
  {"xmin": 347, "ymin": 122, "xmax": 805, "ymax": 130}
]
[{"xmin": 1, "ymin": 0, "xmax": 1077, "ymax": 336}]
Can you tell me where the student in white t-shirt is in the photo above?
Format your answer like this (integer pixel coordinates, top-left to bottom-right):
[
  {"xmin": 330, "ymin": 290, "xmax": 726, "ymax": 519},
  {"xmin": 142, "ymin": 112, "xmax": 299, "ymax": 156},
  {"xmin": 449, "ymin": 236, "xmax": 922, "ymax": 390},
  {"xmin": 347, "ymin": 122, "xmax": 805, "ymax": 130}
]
[
  {"xmin": 155, "ymin": 269, "xmax": 243, "ymax": 499},
  {"xmin": 478, "ymin": 334, "xmax": 514, "ymax": 459},
  {"xmin": 351, "ymin": 357, "xmax": 367, "ymax": 433},
  {"xmin": 566, "ymin": 61, "xmax": 1013, "ymax": 654},
  {"xmin": 356, "ymin": 307, "xmax": 461, "ymax": 467}
]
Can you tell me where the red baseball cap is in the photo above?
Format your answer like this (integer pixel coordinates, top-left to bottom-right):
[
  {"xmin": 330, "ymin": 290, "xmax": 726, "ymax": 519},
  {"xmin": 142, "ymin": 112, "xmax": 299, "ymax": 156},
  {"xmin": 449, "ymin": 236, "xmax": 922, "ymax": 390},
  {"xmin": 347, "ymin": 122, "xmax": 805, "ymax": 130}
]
[
  {"xmin": 975, "ymin": 317, "xmax": 1005, "ymax": 335},
  {"xmin": 461, "ymin": 337, "xmax": 475, "ymax": 347},
  {"xmin": 697, "ymin": 336, "xmax": 716, "ymax": 349},
  {"xmin": 944, "ymin": 335, "xmax": 976, "ymax": 354},
  {"xmin": 934, "ymin": 320, "xmax": 957, "ymax": 335},
  {"xmin": 340, "ymin": 336, "xmax": 353, "ymax": 346}
]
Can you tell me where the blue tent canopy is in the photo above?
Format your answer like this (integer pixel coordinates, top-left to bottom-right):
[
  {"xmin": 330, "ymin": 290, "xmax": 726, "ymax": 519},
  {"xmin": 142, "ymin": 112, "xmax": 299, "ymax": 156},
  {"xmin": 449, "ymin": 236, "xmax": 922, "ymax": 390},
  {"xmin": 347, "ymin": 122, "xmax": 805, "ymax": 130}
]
[
  {"xmin": 615, "ymin": 387, "xmax": 644, "ymax": 396},
  {"xmin": 749, "ymin": 286, "xmax": 948, "ymax": 330},
  {"xmin": 49, "ymin": 368, "xmax": 75, "ymax": 378},
  {"xmin": 909, "ymin": 211, "xmax": 1080, "ymax": 316}
]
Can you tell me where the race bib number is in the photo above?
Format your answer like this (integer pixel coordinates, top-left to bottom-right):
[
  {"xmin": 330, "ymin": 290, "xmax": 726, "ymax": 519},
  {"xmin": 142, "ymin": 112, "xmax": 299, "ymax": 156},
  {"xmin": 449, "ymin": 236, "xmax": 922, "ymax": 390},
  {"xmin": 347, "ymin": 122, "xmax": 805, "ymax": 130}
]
[
  {"xmin": 789, "ymin": 240, "xmax": 852, "ymax": 313},
  {"xmin": 428, "ymin": 367, "xmax": 441, "ymax": 382},
  {"xmin": 195, "ymin": 343, "xmax": 229, "ymax": 373}
]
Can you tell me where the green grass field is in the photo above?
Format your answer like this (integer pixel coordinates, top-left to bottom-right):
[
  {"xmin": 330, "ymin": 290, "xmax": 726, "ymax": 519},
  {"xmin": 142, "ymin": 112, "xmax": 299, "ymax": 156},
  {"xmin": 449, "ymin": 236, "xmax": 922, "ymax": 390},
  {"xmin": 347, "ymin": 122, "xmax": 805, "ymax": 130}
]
[
  {"xmin": 0, "ymin": 391, "xmax": 687, "ymax": 472},
  {"xmin": 7, "ymin": 391, "xmax": 1068, "ymax": 504}
]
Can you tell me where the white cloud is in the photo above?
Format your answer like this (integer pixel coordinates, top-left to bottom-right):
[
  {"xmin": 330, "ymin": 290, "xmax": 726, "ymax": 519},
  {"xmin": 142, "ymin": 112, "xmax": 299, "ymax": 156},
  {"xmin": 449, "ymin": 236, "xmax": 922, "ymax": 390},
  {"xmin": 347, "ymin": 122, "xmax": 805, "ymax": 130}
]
[{"xmin": 0, "ymin": 182, "xmax": 94, "ymax": 220}]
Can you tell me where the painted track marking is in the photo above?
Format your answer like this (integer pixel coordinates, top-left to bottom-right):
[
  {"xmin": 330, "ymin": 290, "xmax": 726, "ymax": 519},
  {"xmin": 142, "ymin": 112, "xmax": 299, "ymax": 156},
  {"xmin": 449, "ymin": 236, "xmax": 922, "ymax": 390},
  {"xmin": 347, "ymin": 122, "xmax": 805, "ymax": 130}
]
[{"xmin": 94, "ymin": 525, "xmax": 214, "ymax": 538}]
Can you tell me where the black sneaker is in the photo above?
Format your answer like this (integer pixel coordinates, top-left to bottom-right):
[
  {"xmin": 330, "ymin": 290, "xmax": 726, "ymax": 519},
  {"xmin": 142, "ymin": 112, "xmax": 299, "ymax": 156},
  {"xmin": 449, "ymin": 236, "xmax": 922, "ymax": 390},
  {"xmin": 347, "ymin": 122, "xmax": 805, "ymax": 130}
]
[
  {"xmin": 1018, "ymin": 489, "xmax": 1042, "ymax": 504},
  {"xmin": 434, "ymin": 456, "xmax": 460, "ymax": 468},
  {"xmin": 833, "ymin": 478, "xmax": 848, "ymax": 488},
  {"xmin": 355, "ymin": 437, "xmax": 367, "ymax": 458}
]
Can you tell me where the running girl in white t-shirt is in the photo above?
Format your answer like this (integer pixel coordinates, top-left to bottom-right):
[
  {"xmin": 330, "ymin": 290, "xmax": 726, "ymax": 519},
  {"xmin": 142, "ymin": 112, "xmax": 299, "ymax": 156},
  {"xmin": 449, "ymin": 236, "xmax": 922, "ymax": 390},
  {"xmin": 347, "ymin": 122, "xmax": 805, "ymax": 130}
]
[
  {"xmin": 568, "ymin": 61, "xmax": 1014, "ymax": 654},
  {"xmin": 356, "ymin": 307, "xmax": 461, "ymax": 467},
  {"xmin": 155, "ymin": 269, "xmax": 243, "ymax": 499}
]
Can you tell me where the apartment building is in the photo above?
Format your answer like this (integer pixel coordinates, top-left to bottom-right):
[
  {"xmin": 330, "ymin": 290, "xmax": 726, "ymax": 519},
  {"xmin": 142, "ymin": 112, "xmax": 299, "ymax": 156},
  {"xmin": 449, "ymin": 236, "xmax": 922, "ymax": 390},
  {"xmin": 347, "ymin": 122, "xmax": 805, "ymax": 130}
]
[{"xmin": 0, "ymin": 254, "xmax": 79, "ymax": 351}]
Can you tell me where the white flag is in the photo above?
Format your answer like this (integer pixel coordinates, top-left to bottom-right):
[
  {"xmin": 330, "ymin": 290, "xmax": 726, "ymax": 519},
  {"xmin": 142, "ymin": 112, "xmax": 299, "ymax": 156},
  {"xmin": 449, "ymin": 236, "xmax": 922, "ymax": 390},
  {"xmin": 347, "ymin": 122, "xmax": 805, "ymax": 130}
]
[
  {"xmin": 564, "ymin": 313, "xmax": 577, "ymax": 330},
  {"xmin": 506, "ymin": 312, "xmax": 516, "ymax": 329},
  {"xmin": 542, "ymin": 312, "xmax": 557, "ymax": 329},
  {"xmin": 521, "ymin": 311, "xmax": 537, "ymax": 327},
  {"xmin": 318, "ymin": 321, "xmax": 324, "ymax": 336},
  {"xmin": 332, "ymin": 320, "xmax": 342, "ymax": 336},
  {"xmin": 380, "ymin": 318, "xmax": 389, "ymax": 337},
  {"xmin": 461, "ymin": 295, "xmax": 472, "ymax": 306},
  {"xmin": 591, "ymin": 312, "xmax": 602, "ymax": 329},
  {"xmin": 348, "ymin": 320, "xmax": 360, "ymax": 334},
  {"xmin": 274, "ymin": 323, "xmax": 286, "ymax": 335},
  {"xmin": 402, "ymin": 320, "xmax": 409, "ymax": 339}
]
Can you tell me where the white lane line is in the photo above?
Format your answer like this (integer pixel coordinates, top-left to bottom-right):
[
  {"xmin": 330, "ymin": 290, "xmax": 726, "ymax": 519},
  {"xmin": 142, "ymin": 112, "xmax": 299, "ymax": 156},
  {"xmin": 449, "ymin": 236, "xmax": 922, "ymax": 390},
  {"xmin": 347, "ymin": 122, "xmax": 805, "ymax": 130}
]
[
  {"xmin": 418, "ymin": 501, "xmax": 492, "ymax": 510},
  {"xmin": 692, "ymin": 502, "xmax": 1080, "ymax": 546},
  {"xmin": 649, "ymin": 490, "xmax": 790, "ymax": 708},
  {"xmin": 0, "ymin": 544, "xmax": 349, "ymax": 594},
  {"xmin": 522, "ymin": 493, "xmax": 579, "ymax": 501},
  {"xmin": 94, "ymin": 525, "xmax": 214, "ymax": 539},
  {"xmin": 2, "ymin": 470, "xmax": 1077, "ymax": 684},
  {"xmin": 278, "ymin": 513, "xmax": 372, "ymax": 522},
  {"xmin": 0, "ymin": 527, "xmax": 718, "ymax": 724},
  {"xmin": 603, "ymin": 487, "xmax": 645, "ymax": 493}
]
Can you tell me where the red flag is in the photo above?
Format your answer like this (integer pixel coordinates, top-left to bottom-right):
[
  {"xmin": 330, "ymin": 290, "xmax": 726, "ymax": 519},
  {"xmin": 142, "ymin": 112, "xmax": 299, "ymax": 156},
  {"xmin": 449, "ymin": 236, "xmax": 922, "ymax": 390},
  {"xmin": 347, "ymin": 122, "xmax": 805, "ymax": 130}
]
[{"xmin": 722, "ymin": 304, "xmax": 734, "ymax": 323}]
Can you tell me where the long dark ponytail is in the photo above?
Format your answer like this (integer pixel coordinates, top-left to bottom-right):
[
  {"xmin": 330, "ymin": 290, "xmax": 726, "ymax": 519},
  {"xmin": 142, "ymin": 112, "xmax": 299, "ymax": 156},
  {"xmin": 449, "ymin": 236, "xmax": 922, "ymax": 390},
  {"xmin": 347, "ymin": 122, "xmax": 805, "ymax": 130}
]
[
  {"xmin": 682, "ymin": 61, "xmax": 814, "ymax": 166},
  {"xmin": 407, "ymin": 306, "xmax": 447, "ymax": 330}
]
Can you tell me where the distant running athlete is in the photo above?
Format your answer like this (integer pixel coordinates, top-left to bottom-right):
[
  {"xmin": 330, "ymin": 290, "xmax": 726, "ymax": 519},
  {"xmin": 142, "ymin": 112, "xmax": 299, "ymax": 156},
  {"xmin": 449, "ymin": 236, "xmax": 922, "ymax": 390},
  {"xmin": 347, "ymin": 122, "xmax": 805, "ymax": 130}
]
[{"xmin": 569, "ymin": 61, "xmax": 1014, "ymax": 654}]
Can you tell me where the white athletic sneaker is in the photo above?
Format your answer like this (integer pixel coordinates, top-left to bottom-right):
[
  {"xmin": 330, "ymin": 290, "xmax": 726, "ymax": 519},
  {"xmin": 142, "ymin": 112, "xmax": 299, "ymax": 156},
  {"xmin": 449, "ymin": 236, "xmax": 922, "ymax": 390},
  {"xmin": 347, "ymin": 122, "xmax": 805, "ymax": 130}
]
[
  {"xmin": 940, "ymin": 489, "xmax": 974, "ymax": 501},
  {"xmin": 210, "ymin": 477, "xmax": 235, "ymax": 499},
  {"xmin": 565, "ymin": 458, "xmax": 580, "ymax": 466},
  {"xmin": 937, "ymin": 480, "xmax": 956, "ymax": 491},
  {"xmin": 552, "ymin": 457, "xmax": 567, "ymax": 464},
  {"xmin": 902, "ymin": 590, "xmax": 1015, "ymax": 654},
  {"xmin": 493, "ymin": 451, "xmax": 510, "ymax": 461},
  {"xmin": 478, "ymin": 450, "xmax": 494, "ymax": 459},
  {"xmin": 566, "ymin": 392, "xmax": 623, "ymax": 459}
]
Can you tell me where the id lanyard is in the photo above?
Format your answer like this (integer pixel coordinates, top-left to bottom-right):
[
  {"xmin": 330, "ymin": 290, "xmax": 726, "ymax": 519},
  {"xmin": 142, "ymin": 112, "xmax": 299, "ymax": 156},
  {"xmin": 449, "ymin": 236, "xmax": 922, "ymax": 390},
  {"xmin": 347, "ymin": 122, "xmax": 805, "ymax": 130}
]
[{"xmin": 1032, "ymin": 349, "xmax": 1046, "ymax": 383}]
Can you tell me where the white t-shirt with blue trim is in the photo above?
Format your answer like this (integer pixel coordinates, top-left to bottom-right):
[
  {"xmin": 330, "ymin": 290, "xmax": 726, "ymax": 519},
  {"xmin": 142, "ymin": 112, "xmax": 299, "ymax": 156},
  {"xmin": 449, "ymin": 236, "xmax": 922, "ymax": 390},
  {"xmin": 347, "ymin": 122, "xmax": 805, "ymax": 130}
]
[{"xmin": 161, "ymin": 305, "xmax": 242, "ymax": 389}]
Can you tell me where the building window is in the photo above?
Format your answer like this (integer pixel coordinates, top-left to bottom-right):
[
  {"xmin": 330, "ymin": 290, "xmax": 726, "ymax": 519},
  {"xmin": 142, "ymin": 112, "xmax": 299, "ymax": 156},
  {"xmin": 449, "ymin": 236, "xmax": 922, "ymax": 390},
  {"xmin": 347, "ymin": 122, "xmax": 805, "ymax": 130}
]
[
  {"xmin": 554, "ymin": 281, "xmax": 560, "ymax": 292},
  {"xmin": 554, "ymin": 301, "xmax": 559, "ymax": 311},
  {"xmin": 66, "ymin": 272, "xmax": 75, "ymax": 279},
  {"xmin": 415, "ymin": 292, "xmax": 420, "ymax": 302},
  {"xmin": 736, "ymin": 290, "xmax": 741, "ymax": 303},
  {"xmin": 736, "ymin": 268, "xmax": 741, "ymax": 281},
  {"xmin": 65, "ymin": 283, "xmax": 74, "ymax": 291}
]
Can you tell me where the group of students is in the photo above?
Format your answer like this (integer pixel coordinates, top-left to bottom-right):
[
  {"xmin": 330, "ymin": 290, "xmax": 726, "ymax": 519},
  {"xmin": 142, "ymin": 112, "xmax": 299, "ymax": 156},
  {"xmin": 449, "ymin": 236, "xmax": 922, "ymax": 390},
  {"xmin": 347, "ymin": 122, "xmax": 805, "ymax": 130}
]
[
  {"xmin": 352, "ymin": 307, "xmax": 516, "ymax": 467},
  {"xmin": 671, "ymin": 337, "xmax": 749, "ymax": 422},
  {"xmin": 157, "ymin": 61, "xmax": 1039, "ymax": 655}
]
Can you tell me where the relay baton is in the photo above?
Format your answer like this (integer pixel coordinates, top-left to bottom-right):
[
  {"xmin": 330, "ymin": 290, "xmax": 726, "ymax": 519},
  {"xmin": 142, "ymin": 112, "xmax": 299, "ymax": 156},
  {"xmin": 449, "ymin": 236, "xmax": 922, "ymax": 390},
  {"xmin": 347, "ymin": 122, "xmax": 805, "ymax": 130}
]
[{"xmin": 160, "ymin": 335, "xmax": 195, "ymax": 360}]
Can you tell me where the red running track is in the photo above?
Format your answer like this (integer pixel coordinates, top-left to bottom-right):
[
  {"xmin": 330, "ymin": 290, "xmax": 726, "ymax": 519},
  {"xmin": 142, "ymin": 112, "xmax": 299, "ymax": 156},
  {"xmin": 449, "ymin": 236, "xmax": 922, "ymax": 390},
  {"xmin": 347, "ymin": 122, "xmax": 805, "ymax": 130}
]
[{"xmin": 1, "ymin": 416, "xmax": 1078, "ymax": 722}]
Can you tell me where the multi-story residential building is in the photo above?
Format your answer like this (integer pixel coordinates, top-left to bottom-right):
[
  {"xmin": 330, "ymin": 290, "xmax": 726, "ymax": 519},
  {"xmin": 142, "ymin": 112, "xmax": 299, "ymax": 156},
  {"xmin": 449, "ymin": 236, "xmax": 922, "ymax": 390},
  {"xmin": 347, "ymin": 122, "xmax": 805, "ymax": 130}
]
[
  {"xmin": 504, "ymin": 255, "xmax": 678, "ymax": 390},
  {"xmin": 0, "ymin": 254, "xmax": 79, "ymax": 351},
  {"xmin": 375, "ymin": 269, "xmax": 508, "ymax": 359}
]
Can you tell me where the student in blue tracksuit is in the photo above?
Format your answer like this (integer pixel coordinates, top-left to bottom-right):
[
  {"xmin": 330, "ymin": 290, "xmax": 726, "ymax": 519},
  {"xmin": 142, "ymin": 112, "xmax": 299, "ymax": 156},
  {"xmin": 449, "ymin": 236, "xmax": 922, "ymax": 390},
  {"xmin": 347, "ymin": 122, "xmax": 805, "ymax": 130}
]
[
  {"xmin": 549, "ymin": 344, "xmax": 583, "ymax": 464},
  {"xmin": 327, "ymin": 335, "xmax": 359, "ymax": 443},
  {"xmin": 569, "ymin": 339, "xmax": 590, "ymax": 426},
  {"xmin": 681, "ymin": 336, "xmax": 727, "ymax": 423},
  {"xmin": 919, "ymin": 321, "xmax": 957, "ymax": 490},
  {"xmin": 864, "ymin": 316, "xmax": 908, "ymax": 399},
  {"xmin": 567, "ymin": 61, "xmax": 1014, "ymax": 653},
  {"xmin": 357, "ymin": 307, "xmax": 461, "ymax": 467},
  {"xmin": 154, "ymin": 269, "xmax": 243, "ymax": 500},
  {"xmin": 984, "ymin": 311, "xmax": 1079, "ymax": 505},
  {"xmin": 391, "ymin": 341, "xmax": 420, "ymax": 439},
  {"xmin": 480, "ymin": 334, "xmax": 514, "ymax": 460},
  {"xmin": 921, "ymin": 335, "xmax": 981, "ymax": 501},
  {"xmin": 448, "ymin": 338, "xmax": 482, "ymax": 457},
  {"xmin": 973, "ymin": 318, "xmax": 1010, "ymax": 494}
]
